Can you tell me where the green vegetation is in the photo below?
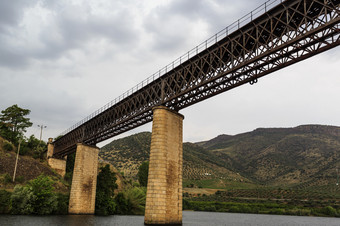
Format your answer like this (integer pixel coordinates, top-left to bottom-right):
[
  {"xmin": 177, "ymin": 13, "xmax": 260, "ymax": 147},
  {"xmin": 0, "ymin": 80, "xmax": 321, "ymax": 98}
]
[
  {"xmin": 137, "ymin": 161, "xmax": 149, "ymax": 187},
  {"xmin": 64, "ymin": 152, "xmax": 76, "ymax": 184},
  {"xmin": 183, "ymin": 179, "xmax": 258, "ymax": 190},
  {"xmin": 0, "ymin": 104, "xmax": 33, "ymax": 145},
  {"xmin": 94, "ymin": 164, "xmax": 147, "ymax": 216},
  {"xmin": 183, "ymin": 200, "xmax": 340, "ymax": 217},
  {"xmin": 1, "ymin": 107, "xmax": 339, "ymax": 219},
  {"xmin": 0, "ymin": 190, "xmax": 11, "ymax": 214},
  {"xmin": 1, "ymin": 175, "xmax": 69, "ymax": 215},
  {"xmin": 95, "ymin": 165, "xmax": 118, "ymax": 215},
  {"xmin": 114, "ymin": 187, "xmax": 146, "ymax": 215}
]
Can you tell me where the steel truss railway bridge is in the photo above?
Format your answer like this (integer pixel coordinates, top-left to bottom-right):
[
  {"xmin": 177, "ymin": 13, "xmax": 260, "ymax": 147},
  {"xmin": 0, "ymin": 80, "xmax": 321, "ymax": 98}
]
[{"xmin": 46, "ymin": 0, "xmax": 339, "ymax": 224}]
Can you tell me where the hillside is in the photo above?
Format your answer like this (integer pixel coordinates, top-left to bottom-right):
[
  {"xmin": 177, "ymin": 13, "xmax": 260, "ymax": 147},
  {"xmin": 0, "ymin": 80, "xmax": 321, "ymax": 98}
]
[
  {"xmin": 197, "ymin": 125, "xmax": 340, "ymax": 186},
  {"xmin": 100, "ymin": 132, "xmax": 246, "ymax": 182},
  {"xmin": 0, "ymin": 136, "xmax": 68, "ymax": 192},
  {"xmin": 100, "ymin": 125, "xmax": 340, "ymax": 188}
]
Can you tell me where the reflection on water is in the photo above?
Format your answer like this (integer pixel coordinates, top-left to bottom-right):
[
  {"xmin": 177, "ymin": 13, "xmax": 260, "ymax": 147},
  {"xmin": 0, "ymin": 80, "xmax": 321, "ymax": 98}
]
[{"xmin": 0, "ymin": 211, "xmax": 339, "ymax": 226}]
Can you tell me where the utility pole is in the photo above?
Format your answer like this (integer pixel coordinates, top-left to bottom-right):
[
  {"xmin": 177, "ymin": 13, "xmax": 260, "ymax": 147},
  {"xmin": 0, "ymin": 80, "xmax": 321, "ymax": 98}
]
[
  {"xmin": 38, "ymin": 124, "xmax": 47, "ymax": 144},
  {"xmin": 37, "ymin": 125, "xmax": 47, "ymax": 159},
  {"xmin": 13, "ymin": 139, "xmax": 21, "ymax": 182}
]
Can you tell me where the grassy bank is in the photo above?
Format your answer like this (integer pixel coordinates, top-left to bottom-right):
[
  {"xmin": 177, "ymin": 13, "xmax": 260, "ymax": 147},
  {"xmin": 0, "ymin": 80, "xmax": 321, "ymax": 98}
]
[{"xmin": 183, "ymin": 200, "xmax": 340, "ymax": 217}]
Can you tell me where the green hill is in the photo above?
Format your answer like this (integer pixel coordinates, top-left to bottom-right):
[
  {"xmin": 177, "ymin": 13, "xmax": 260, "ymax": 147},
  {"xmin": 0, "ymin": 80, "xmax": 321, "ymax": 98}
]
[
  {"xmin": 100, "ymin": 132, "xmax": 244, "ymax": 181},
  {"xmin": 197, "ymin": 125, "xmax": 340, "ymax": 187},
  {"xmin": 100, "ymin": 125, "xmax": 340, "ymax": 190}
]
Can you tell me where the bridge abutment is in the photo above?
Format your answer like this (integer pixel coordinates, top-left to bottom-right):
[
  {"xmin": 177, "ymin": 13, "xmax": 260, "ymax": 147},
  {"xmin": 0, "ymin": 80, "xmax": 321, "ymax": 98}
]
[
  {"xmin": 68, "ymin": 143, "xmax": 99, "ymax": 214},
  {"xmin": 47, "ymin": 138, "xmax": 66, "ymax": 177},
  {"xmin": 144, "ymin": 106, "xmax": 184, "ymax": 225}
]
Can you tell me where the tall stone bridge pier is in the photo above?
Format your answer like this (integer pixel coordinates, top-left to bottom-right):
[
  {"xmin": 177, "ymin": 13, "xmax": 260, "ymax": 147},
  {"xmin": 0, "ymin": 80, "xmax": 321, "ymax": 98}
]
[{"xmin": 47, "ymin": 0, "xmax": 339, "ymax": 224}]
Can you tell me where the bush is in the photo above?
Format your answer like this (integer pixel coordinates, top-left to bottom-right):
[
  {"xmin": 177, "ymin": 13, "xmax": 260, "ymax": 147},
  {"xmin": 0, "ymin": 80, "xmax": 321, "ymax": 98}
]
[
  {"xmin": 11, "ymin": 185, "xmax": 35, "ymax": 214},
  {"xmin": 0, "ymin": 190, "xmax": 11, "ymax": 214},
  {"xmin": 124, "ymin": 187, "xmax": 146, "ymax": 215},
  {"xmin": 114, "ymin": 192, "xmax": 129, "ymax": 214},
  {"xmin": 19, "ymin": 146, "xmax": 30, "ymax": 156},
  {"xmin": 11, "ymin": 175, "xmax": 58, "ymax": 215},
  {"xmin": 183, "ymin": 199, "xmax": 191, "ymax": 210},
  {"xmin": 53, "ymin": 193, "xmax": 69, "ymax": 215},
  {"xmin": 64, "ymin": 172, "xmax": 73, "ymax": 184},
  {"xmin": 321, "ymin": 206, "xmax": 337, "ymax": 217},
  {"xmin": 28, "ymin": 175, "xmax": 58, "ymax": 214},
  {"xmin": 3, "ymin": 142, "xmax": 13, "ymax": 151},
  {"xmin": 4, "ymin": 173, "xmax": 12, "ymax": 184}
]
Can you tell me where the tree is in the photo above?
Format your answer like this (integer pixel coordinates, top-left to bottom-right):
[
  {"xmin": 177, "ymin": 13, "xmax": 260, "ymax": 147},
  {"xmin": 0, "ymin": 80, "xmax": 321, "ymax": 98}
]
[
  {"xmin": 0, "ymin": 104, "xmax": 32, "ymax": 143},
  {"xmin": 95, "ymin": 164, "xmax": 118, "ymax": 215},
  {"xmin": 137, "ymin": 161, "xmax": 149, "ymax": 187}
]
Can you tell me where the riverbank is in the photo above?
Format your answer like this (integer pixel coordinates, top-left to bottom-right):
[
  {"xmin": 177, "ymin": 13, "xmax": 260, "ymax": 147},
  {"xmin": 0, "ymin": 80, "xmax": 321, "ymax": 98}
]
[{"xmin": 183, "ymin": 200, "xmax": 340, "ymax": 218}]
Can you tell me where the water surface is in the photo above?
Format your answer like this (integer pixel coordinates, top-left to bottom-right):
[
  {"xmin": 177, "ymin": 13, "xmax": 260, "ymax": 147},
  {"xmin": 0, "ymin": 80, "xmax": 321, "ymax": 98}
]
[{"xmin": 0, "ymin": 211, "xmax": 339, "ymax": 226}]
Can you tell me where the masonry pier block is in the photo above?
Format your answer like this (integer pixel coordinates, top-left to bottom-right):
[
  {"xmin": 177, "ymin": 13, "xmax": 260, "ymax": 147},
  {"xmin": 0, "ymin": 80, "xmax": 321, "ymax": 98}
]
[
  {"xmin": 48, "ymin": 158, "xmax": 66, "ymax": 177},
  {"xmin": 69, "ymin": 143, "xmax": 99, "ymax": 214},
  {"xmin": 47, "ymin": 138, "xmax": 66, "ymax": 177},
  {"xmin": 145, "ymin": 106, "xmax": 184, "ymax": 225}
]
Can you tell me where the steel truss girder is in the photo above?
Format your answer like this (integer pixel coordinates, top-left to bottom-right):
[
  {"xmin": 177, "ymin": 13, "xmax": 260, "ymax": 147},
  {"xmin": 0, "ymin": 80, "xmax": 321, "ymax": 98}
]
[{"xmin": 53, "ymin": 0, "xmax": 340, "ymax": 158}]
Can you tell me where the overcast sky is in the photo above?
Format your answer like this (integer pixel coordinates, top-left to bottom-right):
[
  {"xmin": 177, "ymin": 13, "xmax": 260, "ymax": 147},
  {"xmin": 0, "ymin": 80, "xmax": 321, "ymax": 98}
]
[{"xmin": 1, "ymin": 0, "xmax": 339, "ymax": 146}]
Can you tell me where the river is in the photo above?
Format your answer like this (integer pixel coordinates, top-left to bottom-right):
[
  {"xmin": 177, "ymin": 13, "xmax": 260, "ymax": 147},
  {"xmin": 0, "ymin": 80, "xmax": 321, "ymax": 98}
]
[{"xmin": 0, "ymin": 211, "xmax": 339, "ymax": 226}]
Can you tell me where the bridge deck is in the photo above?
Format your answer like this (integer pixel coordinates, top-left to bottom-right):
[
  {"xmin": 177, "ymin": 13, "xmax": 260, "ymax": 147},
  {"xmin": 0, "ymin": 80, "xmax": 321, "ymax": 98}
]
[{"xmin": 53, "ymin": 0, "xmax": 340, "ymax": 158}]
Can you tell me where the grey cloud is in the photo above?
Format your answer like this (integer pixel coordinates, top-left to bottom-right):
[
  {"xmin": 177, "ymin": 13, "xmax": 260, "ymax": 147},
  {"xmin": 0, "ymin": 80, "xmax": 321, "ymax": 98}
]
[
  {"xmin": 0, "ymin": 0, "xmax": 38, "ymax": 31},
  {"xmin": 0, "ymin": 45, "xmax": 29, "ymax": 68},
  {"xmin": 142, "ymin": 0, "xmax": 260, "ymax": 55},
  {"xmin": 0, "ymin": 1, "xmax": 140, "ymax": 70}
]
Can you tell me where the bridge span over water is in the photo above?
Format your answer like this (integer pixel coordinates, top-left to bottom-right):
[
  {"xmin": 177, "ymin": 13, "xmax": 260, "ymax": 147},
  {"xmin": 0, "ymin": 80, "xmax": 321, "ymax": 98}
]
[{"xmin": 46, "ymin": 0, "xmax": 339, "ymax": 224}]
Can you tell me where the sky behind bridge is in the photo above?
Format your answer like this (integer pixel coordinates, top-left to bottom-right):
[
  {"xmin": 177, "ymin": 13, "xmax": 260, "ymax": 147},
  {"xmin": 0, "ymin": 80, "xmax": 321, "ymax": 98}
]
[{"xmin": 0, "ymin": 0, "xmax": 339, "ymax": 146}]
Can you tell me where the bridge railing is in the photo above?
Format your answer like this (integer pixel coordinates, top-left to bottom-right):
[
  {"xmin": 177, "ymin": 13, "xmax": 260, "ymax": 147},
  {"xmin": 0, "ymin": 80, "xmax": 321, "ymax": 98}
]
[{"xmin": 59, "ymin": 0, "xmax": 283, "ymax": 136}]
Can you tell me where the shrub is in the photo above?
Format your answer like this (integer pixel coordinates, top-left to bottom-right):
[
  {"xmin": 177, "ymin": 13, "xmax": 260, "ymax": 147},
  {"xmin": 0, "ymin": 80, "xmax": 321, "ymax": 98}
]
[
  {"xmin": 11, "ymin": 185, "xmax": 35, "ymax": 214},
  {"xmin": 124, "ymin": 187, "xmax": 146, "ymax": 215},
  {"xmin": 53, "ymin": 193, "xmax": 69, "ymax": 215},
  {"xmin": 0, "ymin": 190, "xmax": 11, "ymax": 214},
  {"xmin": 64, "ymin": 172, "xmax": 73, "ymax": 184},
  {"xmin": 4, "ymin": 173, "xmax": 12, "ymax": 184},
  {"xmin": 321, "ymin": 206, "xmax": 337, "ymax": 217},
  {"xmin": 183, "ymin": 199, "xmax": 191, "ymax": 210},
  {"xmin": 11, "ymin": 175, "xmax": 58, "ymax": 215},
  {"xmin": 114, "ymin": 192, "xmax": 129, "ymax": 214},
  {"xmin": 3, "ymin": 142, "xmax": 13, "ymax": 151},
  {"xmin": 28, "ymin": 175, "xmax": 58, "ymax": 214},
  {"xmin": 19, "ymin": 146, "xmax": 30, "ymax": 155}
]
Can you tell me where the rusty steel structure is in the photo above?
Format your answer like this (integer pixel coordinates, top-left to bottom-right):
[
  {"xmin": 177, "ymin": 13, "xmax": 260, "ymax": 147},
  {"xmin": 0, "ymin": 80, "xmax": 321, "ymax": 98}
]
[{"xmin": 53, "ymin": 0, "xmax": 340, "ymax": 158}]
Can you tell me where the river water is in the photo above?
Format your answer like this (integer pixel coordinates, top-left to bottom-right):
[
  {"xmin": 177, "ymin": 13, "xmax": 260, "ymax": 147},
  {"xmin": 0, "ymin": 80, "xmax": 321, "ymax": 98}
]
[{"xmin": 0, "ymin": 211, "xmax": 339, "ymax": 226}]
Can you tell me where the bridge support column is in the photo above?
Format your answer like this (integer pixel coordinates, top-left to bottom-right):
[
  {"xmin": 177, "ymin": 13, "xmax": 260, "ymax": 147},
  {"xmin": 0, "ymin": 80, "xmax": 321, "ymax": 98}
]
[
  {"xmin": 47, "ymin": 138, "xmax": 66, "ymax": 177},
  {"xmin": 69, "ymin": 143, "xmax": 99, "ymax": 214},
  {"xmin": 145, "ymin": 106, "xmax": 184, "ymax": 225}
]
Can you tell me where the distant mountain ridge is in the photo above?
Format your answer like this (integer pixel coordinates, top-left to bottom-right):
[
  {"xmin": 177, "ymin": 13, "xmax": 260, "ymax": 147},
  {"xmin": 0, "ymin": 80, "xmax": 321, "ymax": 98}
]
[{"xmin": 99, "ymin": 125, "xmax": 340, "ymax": 187}]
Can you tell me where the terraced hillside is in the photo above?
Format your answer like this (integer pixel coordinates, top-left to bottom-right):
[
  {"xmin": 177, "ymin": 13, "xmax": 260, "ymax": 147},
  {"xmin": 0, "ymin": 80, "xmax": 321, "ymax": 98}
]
[
  {"xmin": 99, "ymin": 125, "xmax": 340, "ymax": 189},
  {"xmin": 197, "ymin": 125, "xmax": 340, "ymax": 186},
  {"xmin": 100, "ymin": 132, "xmax": 245, "ymax": 182}
]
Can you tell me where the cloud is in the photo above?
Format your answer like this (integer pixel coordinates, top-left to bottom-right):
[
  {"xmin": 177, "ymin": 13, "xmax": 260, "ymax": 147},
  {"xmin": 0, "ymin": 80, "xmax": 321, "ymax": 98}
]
[
  {"xmin": 0, "ymin": 0, "xmax": 38, "ymax": 30},
  {"xmin": 0, "ymin": 0, "xmax": 339, "ymax": 144},
  {"xmin": 0, "ymin": 0, "xmax": 141, "ymax": 70}
]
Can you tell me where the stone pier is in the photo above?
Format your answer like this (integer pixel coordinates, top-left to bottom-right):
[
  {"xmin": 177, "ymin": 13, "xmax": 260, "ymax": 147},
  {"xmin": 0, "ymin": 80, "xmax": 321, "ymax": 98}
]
[
  {"xmin": 47, "ymin": 138, "xmax": 66, "ymax": 177},
  {"xmin": 68, "ymin": 143, "xmax": 99, "ymax": 214},
  {"xmin": 144, "ymin": 106, "xmax": 184, "ymax": 225}
]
